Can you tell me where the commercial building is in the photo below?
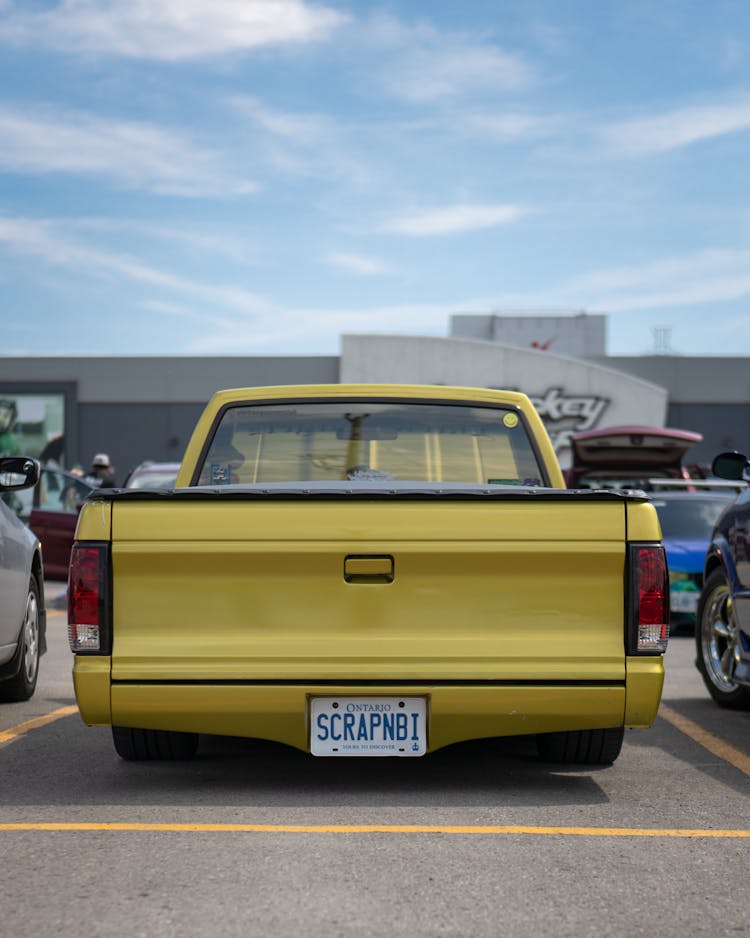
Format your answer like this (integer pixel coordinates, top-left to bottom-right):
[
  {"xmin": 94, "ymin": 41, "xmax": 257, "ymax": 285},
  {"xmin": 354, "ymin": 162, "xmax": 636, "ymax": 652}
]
[{"xmin": 1, "ymin": 313, "xmax": 747, "ymax": 480}]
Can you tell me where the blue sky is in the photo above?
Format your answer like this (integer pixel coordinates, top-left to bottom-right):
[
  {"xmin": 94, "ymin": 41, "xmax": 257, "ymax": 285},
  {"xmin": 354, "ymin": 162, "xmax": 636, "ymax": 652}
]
[{"xmin": 1, "ymin": 0, "xmax": 749, "ymax": 357}]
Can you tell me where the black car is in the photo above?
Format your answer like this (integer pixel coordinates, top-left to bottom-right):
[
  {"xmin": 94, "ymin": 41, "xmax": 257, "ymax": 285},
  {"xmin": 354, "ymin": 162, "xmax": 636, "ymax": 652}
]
[{"xmin": 696, "ymin": 451, "xmax": 750, "ymax": 708}]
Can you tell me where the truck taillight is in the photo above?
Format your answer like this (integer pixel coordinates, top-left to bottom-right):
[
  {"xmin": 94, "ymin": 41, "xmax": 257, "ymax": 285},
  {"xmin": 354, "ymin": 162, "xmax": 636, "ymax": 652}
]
[
  {"xmin": 68, "ymin": 543, "xmax": 110, "ymax": 654},
  {"xmin": 628, "ymin": 543, "xmax": 669, "ymax": 655}
]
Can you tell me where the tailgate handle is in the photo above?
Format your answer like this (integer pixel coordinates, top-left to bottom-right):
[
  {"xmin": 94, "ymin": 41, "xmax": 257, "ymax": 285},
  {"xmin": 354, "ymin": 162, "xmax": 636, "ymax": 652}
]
[{"xmin": 344, "ymin": 555, "xmax": 394, "ymax": 584}]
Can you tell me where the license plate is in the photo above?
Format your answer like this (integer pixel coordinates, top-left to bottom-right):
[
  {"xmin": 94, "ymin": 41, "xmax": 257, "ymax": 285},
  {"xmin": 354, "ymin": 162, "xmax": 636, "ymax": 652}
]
[
  {"xmin": 671, "ymin": 591, "xmax": 699, "ymax": 613},
  {"xmin": 310, "ymin": 696, "xmax": 427, "ymax": 757}
]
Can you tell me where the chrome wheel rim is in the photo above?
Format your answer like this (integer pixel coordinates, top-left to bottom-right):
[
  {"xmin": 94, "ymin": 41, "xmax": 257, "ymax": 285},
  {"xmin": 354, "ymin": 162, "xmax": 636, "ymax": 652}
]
[
  {"xmin": 700, "ymin": 582, "xmax": 740, "ymax": 692},
  {"xmin": 22, "ymin": 589, "xmax": 39, "ymax": 684}
]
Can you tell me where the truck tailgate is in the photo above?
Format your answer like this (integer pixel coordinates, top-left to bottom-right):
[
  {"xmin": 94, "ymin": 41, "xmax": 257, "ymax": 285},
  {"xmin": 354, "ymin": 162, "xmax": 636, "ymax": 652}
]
[{"xmin": 110, "ymin": 499, "xmax": 627, "ymax": 683}]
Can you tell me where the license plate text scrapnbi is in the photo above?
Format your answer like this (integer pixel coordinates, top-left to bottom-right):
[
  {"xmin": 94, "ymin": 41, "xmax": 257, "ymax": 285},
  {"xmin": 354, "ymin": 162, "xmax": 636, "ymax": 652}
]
[{"xmin": 310, "ymin": 697, "xmax": 427, "ymax": 757}]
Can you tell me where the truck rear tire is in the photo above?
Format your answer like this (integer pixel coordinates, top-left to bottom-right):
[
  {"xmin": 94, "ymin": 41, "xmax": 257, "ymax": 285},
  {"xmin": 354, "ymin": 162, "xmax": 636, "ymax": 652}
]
[
  {"xmin": 112, "ymin": 726, "xmax": 199, "ymax": 761},
  {"xmin": 536, "ymin": 727, "xmax": 624, "ymax": 765}
]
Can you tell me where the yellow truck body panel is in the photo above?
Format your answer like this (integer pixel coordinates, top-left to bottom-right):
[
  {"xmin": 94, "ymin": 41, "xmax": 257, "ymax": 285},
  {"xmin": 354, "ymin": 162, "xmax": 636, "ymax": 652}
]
[{"xmin": 108, "ymin": 500, "xmax": 627, "ymax": 683}]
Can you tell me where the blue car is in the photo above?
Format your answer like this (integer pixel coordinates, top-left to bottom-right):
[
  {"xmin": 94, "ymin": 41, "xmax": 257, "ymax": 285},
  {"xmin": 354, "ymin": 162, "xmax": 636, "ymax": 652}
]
[
  {"xmin": 650, "ymin": 490, "xmax": 738, "ymax": 633},
  {"xmin": 696, "ymin": 452, "xmax": 750, "ymax": 709}
]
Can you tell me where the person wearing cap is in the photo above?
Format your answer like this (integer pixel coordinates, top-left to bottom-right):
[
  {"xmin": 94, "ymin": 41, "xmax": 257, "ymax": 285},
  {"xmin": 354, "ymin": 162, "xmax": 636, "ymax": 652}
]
[{"xmin": 87, "ymin": 452, "xmax": 116, "ymax": 488}]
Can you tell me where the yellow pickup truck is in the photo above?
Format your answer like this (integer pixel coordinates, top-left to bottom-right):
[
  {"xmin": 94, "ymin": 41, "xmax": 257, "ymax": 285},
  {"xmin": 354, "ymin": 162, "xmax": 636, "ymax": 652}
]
[{"xmin": 68, "ymin": 384, "xmax": 668, "ymax": 765}]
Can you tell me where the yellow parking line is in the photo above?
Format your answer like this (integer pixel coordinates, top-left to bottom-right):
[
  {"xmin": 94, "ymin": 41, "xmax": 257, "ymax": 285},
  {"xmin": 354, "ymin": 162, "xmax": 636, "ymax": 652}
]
[
  {"xmin": 0, "ymin": 823, "xmax": 748, "ymax": 837},
  {"xmin": 659, "ymin": 703, "xmax": 750, "ymax": 778},
  {"xmin": 0, "ymin": 705, "xmax": 78, "ymax": 746}
]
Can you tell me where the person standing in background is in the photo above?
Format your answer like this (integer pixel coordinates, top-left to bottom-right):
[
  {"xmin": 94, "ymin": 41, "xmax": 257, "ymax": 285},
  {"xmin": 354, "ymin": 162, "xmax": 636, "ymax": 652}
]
[{"xmin": 86, "ymin": 452, "xmax": 116, "ymax": 488}]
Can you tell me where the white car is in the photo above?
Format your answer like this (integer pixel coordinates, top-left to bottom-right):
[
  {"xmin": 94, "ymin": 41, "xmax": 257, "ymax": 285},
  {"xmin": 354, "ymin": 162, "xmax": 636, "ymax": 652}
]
[{"xmin": 0, "ymin": 457, "xmax": 46, "ymax": 701}]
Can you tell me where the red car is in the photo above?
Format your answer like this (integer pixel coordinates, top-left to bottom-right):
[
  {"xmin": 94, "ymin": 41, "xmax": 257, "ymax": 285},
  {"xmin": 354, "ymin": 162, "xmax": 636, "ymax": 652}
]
[
  {"xmin": 24, "ymin": 466, "xmax": 96, "ymax": 580},
  {"xmin": 564, "ymin": 425, "xmax": 703, "ymax": 489}
]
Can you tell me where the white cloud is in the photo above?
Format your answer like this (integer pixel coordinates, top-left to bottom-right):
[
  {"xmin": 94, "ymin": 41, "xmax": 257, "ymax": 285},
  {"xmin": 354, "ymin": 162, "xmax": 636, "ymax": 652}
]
[
  {"xmin": 231, "ymin": 96, "xmax": 374, "ymax": 186},
  {"xmin": 72, "ymin": 218, "xmax": 263, "ymax": 265},
  {"xmin": 233, "ymin": 96, "xmax": 332, "ymax": 146},
  {"xmin": 510, "ymin": 248, "xmax": 750, "ymax": 315},
  {"xmin": 324, "ymin": 251, "xmax": 390, "ymax": 276},
  {"xmin": 15, "ymin": 216, "xmax": 750, "ymax": 358},
  {"xmin": 367, "ymin": 15, "xmax": 535, "ymax": 104},
  {"xmin": 0, "ymin": 105, "xmax": 256, "ymax": 196},
  {"xmin": 381, "ymin": 203, "xmax": 528, "ymax": 237},
  {"xmin": 457, "ymin": 110, "xmax": 562, "ymax": 141},
  {"xmin": 140, "ymin": 300, "xmax": 197, "ymax": 318},
  {"xmin": 561, "ymin": 249, "xmax": 750, "ymax": 294},
  {"xmin": 382, "ymin": 44, "xmax": 533, "ymax": 104},
  {"xmin": 185, "ymin": 302, "xmax": 455, "ymax": 353},
  {"xmin": 0, "ymin": 214, "xmax": 456, "ymax": 353},
  {"xmin": 0, "ymin": 0, "xmax": 348, "ymax": 60},
  {"xmin": 598, "ymin": 96, "xmax": 750, "ymax": 157},
  {"xmin": 594, "ymin": 273, "xmax": 750, "ymax": 313},
  {"xmin": 0, "ymin": 216, "xmax": 271, "ymax": 312}
]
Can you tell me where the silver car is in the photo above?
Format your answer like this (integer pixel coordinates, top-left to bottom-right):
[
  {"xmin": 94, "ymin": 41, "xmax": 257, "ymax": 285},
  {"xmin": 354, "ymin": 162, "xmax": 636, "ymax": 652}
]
[
  {"xmin": 123, "ymin": 461, "xmax": 181, "ymax": 490},
  {"xmin": 0, "ymin": 457, "xmax": 46, "ymax": 701}
]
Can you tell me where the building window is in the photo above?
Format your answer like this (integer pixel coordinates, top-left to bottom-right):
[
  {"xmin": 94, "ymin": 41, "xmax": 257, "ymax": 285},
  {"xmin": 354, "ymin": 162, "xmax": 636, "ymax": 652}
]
[{"xmin": 0, "ymin": 393, "xmax": 66, "ymax": 464}]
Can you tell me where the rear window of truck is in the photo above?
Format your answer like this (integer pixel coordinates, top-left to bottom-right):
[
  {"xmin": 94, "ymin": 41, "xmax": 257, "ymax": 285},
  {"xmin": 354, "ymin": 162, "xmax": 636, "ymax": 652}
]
[{"xmin": 196, "ymin": 400, "xmax": 546, "ymax": 486}]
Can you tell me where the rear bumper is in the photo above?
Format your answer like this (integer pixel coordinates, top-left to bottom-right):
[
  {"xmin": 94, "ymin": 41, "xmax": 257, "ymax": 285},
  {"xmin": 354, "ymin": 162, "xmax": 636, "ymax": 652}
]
[
  {"xmin": 74, "ymin": 658, "xmax": 664, "ymax": 752},
  {"xmin": 113, "ymin": 684, "xmax": 629, "ymax": 753}
]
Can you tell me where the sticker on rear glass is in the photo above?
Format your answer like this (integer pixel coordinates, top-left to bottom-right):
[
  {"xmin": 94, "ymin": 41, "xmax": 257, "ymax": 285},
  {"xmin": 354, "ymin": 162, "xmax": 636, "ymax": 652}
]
[
  {"xmin": 210, "ymin": 463, "xmax": 232, "ymax": 485},
  {"xmin": 503, "ymin": 413, "xmax": 519, "ymax": 428}
]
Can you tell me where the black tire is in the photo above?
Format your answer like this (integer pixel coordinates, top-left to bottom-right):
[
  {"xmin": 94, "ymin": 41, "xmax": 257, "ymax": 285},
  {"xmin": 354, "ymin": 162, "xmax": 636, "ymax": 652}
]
[
  {"xmin": 696, "ymin": 569, "xmax": 750, "ymax": 709},
  {"xmin": 537, "ymin": 727, "xmax": 624, "ymax": 765},
  {"xmin": 112, "ymin": 726, "xmax": 199, "ymax": 761},
  {"xmin": 0, "ymin": 576, "xmax": 41, "ymax": 703}
]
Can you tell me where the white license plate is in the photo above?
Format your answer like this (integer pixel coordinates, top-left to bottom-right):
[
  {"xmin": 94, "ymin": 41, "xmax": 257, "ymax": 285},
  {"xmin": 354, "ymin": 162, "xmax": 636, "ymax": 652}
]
[
  {"xmin": 671, "ymin": 591, "xmax": 699, "ymax": 613},
  {"xmin": 310, "ymin": 696, "xmax": 427, "ymax": 757}
]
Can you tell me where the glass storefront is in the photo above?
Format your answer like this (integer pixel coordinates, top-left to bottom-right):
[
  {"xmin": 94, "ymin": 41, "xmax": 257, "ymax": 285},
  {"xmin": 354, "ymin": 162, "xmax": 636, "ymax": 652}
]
[{"xmin": 0, "ymin": 393, "xmax": 66, "ymax": 463}]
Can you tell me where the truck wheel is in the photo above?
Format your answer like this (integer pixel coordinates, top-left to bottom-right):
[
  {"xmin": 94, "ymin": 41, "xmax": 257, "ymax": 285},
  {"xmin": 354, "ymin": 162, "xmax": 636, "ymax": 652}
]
[
  {"xmin": 112, "ymin": 726, "xmax": 199, "ymax": 761},
  {"xmin": 696, "ymin": 569, "xmax": 750, "ymax": 709},
  {"xmin": 536, "ymin": 727, "xmax": 624, "ymax": 765},
  {"xmin": 0, "ymin": 576, "xmax": 40, "ymax": 703}
]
